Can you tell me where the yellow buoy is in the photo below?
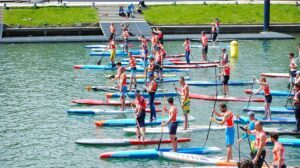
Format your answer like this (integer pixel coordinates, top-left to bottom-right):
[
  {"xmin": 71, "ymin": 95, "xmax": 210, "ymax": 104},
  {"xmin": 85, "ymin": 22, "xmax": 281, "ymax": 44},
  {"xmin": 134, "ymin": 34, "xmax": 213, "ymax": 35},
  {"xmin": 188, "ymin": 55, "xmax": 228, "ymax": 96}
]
[{"xmin": 230, "ymin": 40, "xmax": 239, "ymax": 58}]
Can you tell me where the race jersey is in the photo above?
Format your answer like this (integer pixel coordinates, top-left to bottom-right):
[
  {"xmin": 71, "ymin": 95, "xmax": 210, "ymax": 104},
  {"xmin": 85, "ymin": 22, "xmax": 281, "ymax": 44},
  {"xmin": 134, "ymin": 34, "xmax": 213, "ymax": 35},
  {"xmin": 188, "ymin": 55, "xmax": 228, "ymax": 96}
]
[
  {"xmin": 262, "ymin": 84, "xmax": 270, "ymax": 96},
  {"xmin": 129, "ymin": 57, "xmax": 136, "ymax": 68},
  {"xmin": 135, "ymin": 96, "xmax": 147, "ymax": 109},
  {"xmin": 157, "ymin": 31, "xmax": 163, "ymax": 39},
  {"xmin": 147, "ymin": 80, "xmax": 158, "ymax": 92},
  {"xmin": 225, "ymin": 111, "xmax": 234, "ymax": 127},
  {"xmin": 224, "ymin": 66, "xmax": 230, "ymax": 75},
  {"xmin": 110, "ymin": 41, "xmax": 116, "ymax": 50}
]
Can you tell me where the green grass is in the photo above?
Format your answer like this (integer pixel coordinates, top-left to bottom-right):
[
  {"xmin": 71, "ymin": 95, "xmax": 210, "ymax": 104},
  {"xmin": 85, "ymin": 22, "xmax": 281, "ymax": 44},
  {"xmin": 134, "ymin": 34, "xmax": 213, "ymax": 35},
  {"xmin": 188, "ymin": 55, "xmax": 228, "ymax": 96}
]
[
  {"xmin": 143, "ymin": 4, "xmax": 300, "ymax": 25},
  {"xmin": 4, "ymin": 6, "xmax": 99, "ymax": 27}
]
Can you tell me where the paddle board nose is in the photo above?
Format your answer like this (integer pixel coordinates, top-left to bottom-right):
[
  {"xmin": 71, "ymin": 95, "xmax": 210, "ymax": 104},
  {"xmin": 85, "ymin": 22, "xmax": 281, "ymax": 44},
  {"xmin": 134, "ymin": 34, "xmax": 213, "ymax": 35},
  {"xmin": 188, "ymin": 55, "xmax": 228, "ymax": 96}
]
[
  {"xmin": 100, "ymin": 152, "xmax": 113, "ymax": 159},
  {"xmin": 95, "ymin": 120, "xmax": 105, "ymax": 127},
  {"xmin": 73, "ymin": 65, "xmax": 81, "ymax": 69}
]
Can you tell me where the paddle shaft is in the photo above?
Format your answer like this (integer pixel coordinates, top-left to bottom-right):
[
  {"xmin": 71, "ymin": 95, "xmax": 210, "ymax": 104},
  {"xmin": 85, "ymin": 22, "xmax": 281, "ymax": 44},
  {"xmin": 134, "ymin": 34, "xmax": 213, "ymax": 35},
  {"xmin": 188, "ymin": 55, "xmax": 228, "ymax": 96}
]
[
  {"xmin": 158, "ymin": 85, "xmax": 166, "ymax": 150},
  {"xmin": 247, "ymin": 77, "xmax": 256, "ymax": 108},
  {"xmin": 203, "ymin": 66, "xmax": 218, "ymax": 148},
  {"xmin": 237, "ymin": 123, "xmax": 241, "ymax": 163},
  {"xmin": 242, "ymin": 127, "xmax": 270, "ymax": 168},
  {"xmin": 285, "ymin": 82, "xmax": 295, "ymax": 108}
]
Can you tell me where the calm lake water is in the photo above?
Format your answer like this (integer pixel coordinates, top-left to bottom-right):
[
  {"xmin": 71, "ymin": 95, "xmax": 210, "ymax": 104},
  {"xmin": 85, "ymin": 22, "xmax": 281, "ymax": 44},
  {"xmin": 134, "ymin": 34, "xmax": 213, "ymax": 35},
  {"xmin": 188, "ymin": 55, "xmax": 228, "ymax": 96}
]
[{"xmin": 1, "ymin": 35, "xmax": 300, "ymax": 167}]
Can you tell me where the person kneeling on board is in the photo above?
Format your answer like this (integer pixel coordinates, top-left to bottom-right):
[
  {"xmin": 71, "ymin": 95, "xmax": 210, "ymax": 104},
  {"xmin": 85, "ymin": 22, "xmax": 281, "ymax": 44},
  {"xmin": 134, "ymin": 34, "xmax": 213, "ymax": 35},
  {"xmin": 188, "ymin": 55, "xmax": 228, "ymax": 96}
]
[
  {"xmin": 133, "ymin": 90, "xmax": 147, "ymax": 141},
  {"xmin": 161, "ymin": 97, "xmax": 178, "ymax": 152},
  {"xmin": 210, "ymin": 103, "xmax": 235, "ymax": 162},
  {"xmin": 270, "ymin": 132, "xmax": 287, "ymax": 168}
]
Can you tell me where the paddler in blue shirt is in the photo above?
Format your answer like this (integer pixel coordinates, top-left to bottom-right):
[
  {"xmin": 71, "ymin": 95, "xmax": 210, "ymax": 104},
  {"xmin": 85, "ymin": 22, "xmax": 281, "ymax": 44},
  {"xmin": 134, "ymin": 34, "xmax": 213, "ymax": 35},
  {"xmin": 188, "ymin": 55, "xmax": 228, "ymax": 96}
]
[{"xmin": 236, "ymin": 112, "xmax": 257, "ymax": 150}]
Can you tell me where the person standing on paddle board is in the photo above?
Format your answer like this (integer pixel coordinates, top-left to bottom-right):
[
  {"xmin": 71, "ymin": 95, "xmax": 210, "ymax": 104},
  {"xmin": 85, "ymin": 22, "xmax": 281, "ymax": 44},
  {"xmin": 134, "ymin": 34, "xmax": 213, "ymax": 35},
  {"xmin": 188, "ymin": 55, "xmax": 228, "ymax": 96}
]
[
  {"xmin": 152, "ymin": 27, "xmax": 163, "ymax": 45},
  {"xmin": 147, "ymin": 73, "xmax": 158, "ymax": 121},
  {"xmin": 252, "ymin": 77, "xmax": 272, "ymax": 120},
  {"xmin": 218, "ymin": 63, "xmax": 231, "ymax": 97},
  {"xmin": 270, "ymin": 132, "xmax": 287, "ymax": 168},
  {"xmin": 289, "ymin": 52, "xmax": 297, "ymax": 89},
  {"xmin": 126, "ymin": 52, "xmax": 137, "ymax": 91},
  {"xmin": 211, "ymin": 24, "xmax": 218, "ymax": 42},
  {"xmin": 109, "ymin": 23, "xmax": 116, "ymax": 40},
  {"xmin": 220, "ymin": 48, "xmax": 229, "ymax": 65},
  {"xmin": 210, "ymin": 103, "xmax": 235, "ymax": 162},
  {"xmin": 145, "ymin": 56, "xmax": 155, "ymax": 76},
  {"xmin": 137, "ymin": 35, "xmax": 150, "ymax": 68},
  {"xmin": 119, "ymin": 66, "xmax": 127, "ymax": 111},
  {"xmin": 175, "ymin": 77, "xmax": 190, "ymax": 130},
  {"xmin": 200, "ymin": 31, "xmax": 208, "ymax": 62},
  {"xmin": 108, "ymin": 38, "xmax": 116, "ymax": 68},
  {"xmin": 122, "ymin": 28, "xmax": 130, "ymax": 53},
  {"xmin": 293, "ymin": 84, "xmax": 300, "ymax": 132},
  {"xmin": 133, "ymin": 90, "xmax": 147, "ymax": 141},
  {"xmin": 154, "ymin": 47, "xmax": 163, "ymax": 81},
  {"xmin": 150, "ymin": 32, "xmax": 158, "ymax": 55},
  {"xmin": 183, "ymin": 38, "xmax": 191, "ymax": 64},
  {"xmin": 245, "ymin": 121, "xmax": 267, "ymax": 168},
  {"xmin": 161, "ymin": 97, "xmax": 178, "ymax": 152}
]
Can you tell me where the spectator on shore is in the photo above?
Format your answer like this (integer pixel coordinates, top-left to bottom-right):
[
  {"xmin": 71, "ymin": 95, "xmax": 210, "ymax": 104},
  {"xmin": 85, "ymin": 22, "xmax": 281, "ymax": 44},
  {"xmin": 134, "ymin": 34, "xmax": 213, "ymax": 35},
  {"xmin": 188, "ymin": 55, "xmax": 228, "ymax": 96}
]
[
  {"xmin": 119, "ymin": 6, "xmax": 126, "ymax": 18},
  {"xmin": 137, "ymin": 6, "xmax": 143, "ymax": 15},
  {"xmin": 127, "ymin": 3, "xmax": 135, "ymax": 18},
  {"xmin": 139, "ymin": 0, "xmax": 147, "ymax": 8}
]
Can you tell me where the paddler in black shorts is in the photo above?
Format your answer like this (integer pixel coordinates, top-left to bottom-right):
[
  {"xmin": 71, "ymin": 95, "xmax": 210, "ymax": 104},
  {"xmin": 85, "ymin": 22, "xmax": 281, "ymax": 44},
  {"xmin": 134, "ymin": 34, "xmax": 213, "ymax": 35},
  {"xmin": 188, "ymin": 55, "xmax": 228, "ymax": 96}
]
[
  {"xmin": 218, "ymin": 62, "xmax": 231, "ymax": 97},
  {"xmin": 161, "ymin": 97, "xmax": 178, "ymax": 152},
  {"xmin": 133, "ymin": 90, "xmax": 147, "ymax": 141}
]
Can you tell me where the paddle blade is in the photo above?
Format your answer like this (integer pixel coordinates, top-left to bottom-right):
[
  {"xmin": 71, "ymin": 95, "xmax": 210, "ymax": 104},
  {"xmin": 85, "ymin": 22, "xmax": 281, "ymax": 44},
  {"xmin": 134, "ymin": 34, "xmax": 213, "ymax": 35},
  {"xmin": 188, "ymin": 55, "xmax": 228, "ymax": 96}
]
[{"xmin": 86, "ymin": 86, "xmax": 92, "ymax": 91}]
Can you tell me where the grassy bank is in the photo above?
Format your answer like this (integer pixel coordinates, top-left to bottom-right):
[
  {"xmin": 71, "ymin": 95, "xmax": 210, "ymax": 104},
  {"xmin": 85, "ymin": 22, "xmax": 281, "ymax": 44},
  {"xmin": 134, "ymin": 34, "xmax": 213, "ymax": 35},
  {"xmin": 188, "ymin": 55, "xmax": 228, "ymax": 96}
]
[
  {"xmin": 4, "ymin": 6, "xmax": 99, "ymax": 27},
  {"xmin": 143, "ymin": 4, "xmax": 300, "ymax": 25}
]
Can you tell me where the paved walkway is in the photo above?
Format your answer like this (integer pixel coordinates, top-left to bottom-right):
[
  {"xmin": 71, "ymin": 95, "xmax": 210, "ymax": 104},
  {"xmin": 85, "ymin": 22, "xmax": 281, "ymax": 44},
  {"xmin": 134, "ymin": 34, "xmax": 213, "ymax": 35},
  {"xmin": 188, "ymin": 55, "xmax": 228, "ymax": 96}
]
[{"xmin": 97, "ymin": 5, "xmax": 152, "ymax": 37}]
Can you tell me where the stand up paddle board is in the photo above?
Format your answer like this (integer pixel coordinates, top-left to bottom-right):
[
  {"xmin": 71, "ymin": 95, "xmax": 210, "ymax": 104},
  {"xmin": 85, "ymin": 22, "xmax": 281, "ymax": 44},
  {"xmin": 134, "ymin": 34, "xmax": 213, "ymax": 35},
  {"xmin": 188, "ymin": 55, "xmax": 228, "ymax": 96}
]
[
  {"xmin": 90, "ymin": 50, "xmax": 141, "ymax": 57},
  {"xmin": 187, "ymin": 80, "xmax": 253, "ymax": 86},
  {"xmin": 245, "ymin": 89, "xmax": 293, "ymax": 97},
  {"xmin": 85, "ymin": 44, "xmax": 134, "ymax": 49},
  {"xmin": 235, "ymin": 116, "xmax": 296, "ymax": 124},
  {"xmin": 243, "ymin": 106, "xmax": 294, "ymax": 114},
  {"xmin": 264, "ymin": 127, "xmax": 300, "ymax": 136},
  {"xmin": 100, "ymin": 147, "xmax": 221, "ymax": 159},
  {"xmin": 163, "ymin": 64, "xmax": 217, "ymax": 69},
  {"xmin": 76, "ymin": 138, "xmax": 190, "ymax": 146},
  {"xmin": 168, "ymin": 60, "xmax": 220, "ymax": 65},
  {"xmin": 66, "ymin": 108, "xmax": 161, "ymax": 115},
  {"xmin": 106, "ymin": 91, "xmax": 178, "ymax": 98},
  {"xmin": 266, "ymin": 138, "xmax": 300, "ymax": 146},
  {"xmin": 95, "ymin": 116, "xmax": 195, "ymax": 127},
  {"xmin": 73, "ymin": 65, "xmax": 189, "ymax": 72},
  {"xmin": 261, "ymin": 73, "xmax": 289, "ymax": 78},
  {"xmin": 71, "ymin": 99, "xmax": 161, "ymax": 106},
  {"xmin": 123, "ymin": 125, "xmax": 226, "ymax": 134}
]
